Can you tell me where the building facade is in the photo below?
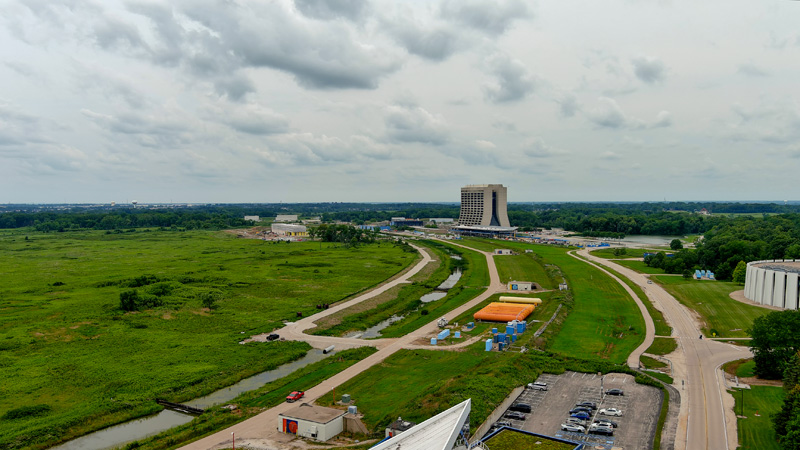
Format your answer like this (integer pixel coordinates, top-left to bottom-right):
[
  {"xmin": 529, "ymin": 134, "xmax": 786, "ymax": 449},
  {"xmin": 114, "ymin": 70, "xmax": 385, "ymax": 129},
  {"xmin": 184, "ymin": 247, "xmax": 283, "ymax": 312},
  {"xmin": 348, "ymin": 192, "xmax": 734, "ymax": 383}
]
[
  {"xmin": 744, "ymin": 260, "xmax": 800, "ymax": 310},
  {"xmin": 278, "ymin": 404, "xmax": 346, "ymax": 441},
  {"xmin": 458, "ymin": 184, "xmax": 510, "ymax": 227},
  {"xmin": 271, "ymin": 223, "xmax": 308, "ymax": 236}
]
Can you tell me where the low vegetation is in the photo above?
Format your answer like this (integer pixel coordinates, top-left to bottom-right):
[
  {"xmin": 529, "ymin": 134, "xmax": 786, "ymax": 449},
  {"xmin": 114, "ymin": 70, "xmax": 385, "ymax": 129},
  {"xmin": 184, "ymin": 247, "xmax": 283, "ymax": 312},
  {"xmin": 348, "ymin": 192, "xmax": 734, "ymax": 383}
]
[
  {"xmin": 652, "ymin": 275, "xmax": 769, "ymax": 338},
  {"xmin": 646, "ymin": 337, "xmax": 678, "ymax": 356},
  {"xmin": 730, "ymin": 386, "xmax": 784, "ymax": 450},
  {"xmin": 0, "ymin": 230, "xmax": 415, "ymax": 449},
  {"xmin": 483, "ymin": 429, "xmax": 576, "ymax": 450}
]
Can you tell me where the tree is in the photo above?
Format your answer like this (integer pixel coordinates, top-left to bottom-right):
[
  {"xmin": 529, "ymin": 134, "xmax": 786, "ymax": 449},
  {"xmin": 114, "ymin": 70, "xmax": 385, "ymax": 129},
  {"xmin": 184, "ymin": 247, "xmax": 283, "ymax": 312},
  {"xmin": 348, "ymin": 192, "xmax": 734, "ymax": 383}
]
[
  {"xmin": 732, "ymin": 260, "xmax": 747, "ymax": 284},
  {"xmin": 749, "ymin": 310, "xmax": 800, "ymax": 379},
  {"xmin": 670, "ymin": 239, "xmax": 683, "ymax": 250},
  {"xmin": 774, "ymin": 353, "xmax": 800, "ymax": 447},
  {"xmin": 199, "ymin": 290, "xmax": 222, "ymax": 309},
  {"xmin": 119, "ymin": 290, "xmax": 140, "ymax": 311}
]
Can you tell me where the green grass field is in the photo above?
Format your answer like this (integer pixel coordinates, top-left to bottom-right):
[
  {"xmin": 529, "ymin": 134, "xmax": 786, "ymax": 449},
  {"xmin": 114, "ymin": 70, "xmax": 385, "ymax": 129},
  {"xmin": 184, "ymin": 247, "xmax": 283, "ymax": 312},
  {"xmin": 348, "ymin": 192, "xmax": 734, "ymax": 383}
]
[
  {"xmin": 592, "ymin": 248, "xmax": 660, "ymax": 260},
  {"xmin": 494, "ymin": 254, "xmax": 554, "ymax": 289},
  {"xmin": 652, "ymin": 276, "xmax": 770, "ymax": 338},
  {"xmin": 646, "ymin": 337, "xmax": 678, "ymax": 356},
  {"xmin": 730, "ymin": 386, "xmax": 784, "ymax": 450},
  {"xmin": 0, "ymin": 229, "xmax": 416, "ymax": 449},
  {"xmin": 616, "ymin": 259, "xmax": 666, "ymax": 274},
  {"xmin": 641, "ymin": 355, "xmax": 668, "ymax": 369},
  {"xmin": 459, "ymin": 239, "xmax": 645, "ymax": 364}
]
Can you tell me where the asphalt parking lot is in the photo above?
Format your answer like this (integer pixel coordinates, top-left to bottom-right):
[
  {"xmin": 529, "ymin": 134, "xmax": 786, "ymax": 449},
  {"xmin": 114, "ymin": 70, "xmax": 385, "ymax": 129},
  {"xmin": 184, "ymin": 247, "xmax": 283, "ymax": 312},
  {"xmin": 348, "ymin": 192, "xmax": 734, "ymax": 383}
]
[{"xmin": 493, "ymin": 371, "xmax": 662, "ymax": 450}]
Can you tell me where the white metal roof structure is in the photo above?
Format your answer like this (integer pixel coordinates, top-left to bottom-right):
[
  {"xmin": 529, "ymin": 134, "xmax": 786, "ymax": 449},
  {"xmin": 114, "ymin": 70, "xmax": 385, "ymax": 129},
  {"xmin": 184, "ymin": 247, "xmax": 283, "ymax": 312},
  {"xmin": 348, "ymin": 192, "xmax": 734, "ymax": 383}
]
[{"xmin": 370, "ymin": 399, "xmax": 471, "ymax": 450}]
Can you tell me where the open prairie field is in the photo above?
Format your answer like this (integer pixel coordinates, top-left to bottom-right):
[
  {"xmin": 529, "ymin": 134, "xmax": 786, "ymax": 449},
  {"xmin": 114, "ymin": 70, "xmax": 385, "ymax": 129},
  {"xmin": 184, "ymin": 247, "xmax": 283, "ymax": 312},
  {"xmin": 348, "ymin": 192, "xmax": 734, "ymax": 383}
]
[
  {"xmin": 460, "ymin": 239, "xmax": 645, "ymax": 363},
  {"xmin": 0, "ymin": 229, "xmax": 415, "ymax": 449},
  {"xmin": 652, "ymin": 276, "xmax": 769, "ymax": 337}
]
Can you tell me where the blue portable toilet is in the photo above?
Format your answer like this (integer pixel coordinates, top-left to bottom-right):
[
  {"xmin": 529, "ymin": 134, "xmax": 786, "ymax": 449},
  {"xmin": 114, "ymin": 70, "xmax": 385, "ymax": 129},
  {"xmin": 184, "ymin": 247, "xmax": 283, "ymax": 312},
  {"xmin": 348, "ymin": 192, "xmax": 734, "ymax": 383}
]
[
  {"xmin": 517, "ymin": 321, "xmax": 525, "ymax": 333},
  {"xmin": 499, "ymin": 342, "xmax": 505, "ymax": 351},
  {"xmin": 493, "ymin": 334, "xmax": 498, "ymax": 343},
  {"xmin": 498, "ymin": 333, "xmax": 506, "ymax": 342},
  {"xmin": 431, "ymin": 338, "xmax": 437, "ymax": 345},
  {"xmin": 468, "ymin": 322, "xmax": 474, "ymax": 329},
  {"xmin": 485, "ymin": 339, "xmax": 493, "ymax": 351},
  {"xmin": 454, "ymin": 331, "xmax": 461, "ymax": 338},
  {"xmin": 492, "ymin": 327, "xmax": 498, "ymax": 334},
  {"xmin": 505, "ymin": 335, "xmax": 511, "ymax": 344},
  {"xmin": 511, "ymin": 334, "xmax": 517, "ymax": 342},
  {"xmin": 506, "ymin": 325, "xmax": 514, "ymax": 335}
]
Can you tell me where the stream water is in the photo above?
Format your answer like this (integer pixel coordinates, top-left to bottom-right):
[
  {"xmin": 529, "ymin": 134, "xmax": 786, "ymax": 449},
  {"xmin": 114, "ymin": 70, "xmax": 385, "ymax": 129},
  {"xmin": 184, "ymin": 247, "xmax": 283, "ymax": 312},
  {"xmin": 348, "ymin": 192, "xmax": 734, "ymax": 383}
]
[{"xmin": 51, "ymin": 349, "xmax": 331, "ymax": 450}]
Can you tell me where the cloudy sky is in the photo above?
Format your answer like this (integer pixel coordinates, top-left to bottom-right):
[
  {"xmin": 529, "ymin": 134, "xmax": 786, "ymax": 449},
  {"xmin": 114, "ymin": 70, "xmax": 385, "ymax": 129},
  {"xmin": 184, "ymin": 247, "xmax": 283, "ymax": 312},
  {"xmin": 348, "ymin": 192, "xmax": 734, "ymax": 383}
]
[{"xmin": 2, "ymin": 0, "xmax": 800, "ymax": 203}]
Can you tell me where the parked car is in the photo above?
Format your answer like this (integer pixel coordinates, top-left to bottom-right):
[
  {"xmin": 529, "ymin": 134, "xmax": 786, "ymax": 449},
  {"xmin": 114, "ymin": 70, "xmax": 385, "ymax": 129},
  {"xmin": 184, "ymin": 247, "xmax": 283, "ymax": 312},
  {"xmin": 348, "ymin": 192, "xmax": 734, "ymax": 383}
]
[
  {"xmin": 565, "ymin": 417, "xmax": 589, "ymax": 427},
  {"xmin": 286, "ymin": 391, "xmax": 304, "ymax": 402},
  {"xmin": 527, "ymin": 382, "xmax": 548, "ymax": 391},
  {"xmin": 589, "ymin": 424, "xmax": 614, "ymax": 436},
  {"xmin": 606, "ymin": 389, "xmax": 625, "ymax": 396},
  {"xmin": 561, "ymin": 423, "xmax": 586, "ymax": 433},
  {"xmin": 599, "ymin": 408, "xmax": 623, "ymax": 417},
  {"xmin": 647, "ymin": 280, "xmax": 653, "ymax": 284},
  {"xmin": 576, "ymin": 401, "xmax": 597, "ymax": 410},
  {"xmin": 504, "ymin": 411, "xmax": 526, "ymax": 420},
  {"xmin": 594, "ymin": 419, "xmax": 618, "ymax": 428},
  {"xmin": 266, "ymin": 333, "xmax": 280, "ymax": 341},
  {"xmin": 570, "ymin": 411, "xmax": 591, "ymax": 420},
  {"xmin": 510, "ymin": 403, "xmax": 532, "ymax": 413},
  {"xmin": 569, "ymin": 407, "xmax": 592, "ymax": 414},
  {"xmin": 491, "ymin": 421, "xmax": 512, "ymax": 429}
]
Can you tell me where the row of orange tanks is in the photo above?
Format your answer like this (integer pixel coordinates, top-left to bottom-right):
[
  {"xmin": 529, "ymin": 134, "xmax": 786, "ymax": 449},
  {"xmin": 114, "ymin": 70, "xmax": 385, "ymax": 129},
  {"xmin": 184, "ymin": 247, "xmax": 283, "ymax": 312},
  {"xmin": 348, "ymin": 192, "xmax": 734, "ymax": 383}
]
[{"xmin": 473, "ymin": 296, "xmax": 542, "ymax": 322}]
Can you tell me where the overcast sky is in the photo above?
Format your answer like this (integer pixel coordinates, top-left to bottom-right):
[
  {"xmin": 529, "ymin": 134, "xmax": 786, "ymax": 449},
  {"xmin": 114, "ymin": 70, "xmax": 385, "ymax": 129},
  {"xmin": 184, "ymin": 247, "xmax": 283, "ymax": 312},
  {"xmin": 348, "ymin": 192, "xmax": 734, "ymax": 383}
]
[{"xmin": 2, "ymin": 0, "xmax": 800, "ymax": 204}]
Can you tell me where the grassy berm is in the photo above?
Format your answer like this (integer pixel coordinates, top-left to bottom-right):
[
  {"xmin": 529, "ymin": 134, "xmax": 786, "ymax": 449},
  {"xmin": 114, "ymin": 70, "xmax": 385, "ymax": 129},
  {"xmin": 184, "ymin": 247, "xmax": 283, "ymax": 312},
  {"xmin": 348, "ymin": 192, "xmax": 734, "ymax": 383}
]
[{"xmin": 0, "ymin": 229, "xmax": 416, "ymax": 449}]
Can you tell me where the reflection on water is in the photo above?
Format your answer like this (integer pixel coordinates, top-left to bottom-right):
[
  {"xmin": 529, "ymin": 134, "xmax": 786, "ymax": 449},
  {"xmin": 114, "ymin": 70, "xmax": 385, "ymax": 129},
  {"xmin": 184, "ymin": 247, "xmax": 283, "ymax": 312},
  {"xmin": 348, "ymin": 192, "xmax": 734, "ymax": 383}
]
[
  {"xmin": 437, "ymin": 269, "xmax": 462, "ymax": 290},
  {"xmin": 620, "ymin": 235, "xmax": 681, "ymax": 246},
  {"xmin": 344, "ymin": 315, "xmax": 404, "ymax": 339},
  {"xmin": 51, "ymin": 350, "xmax": 331, "ymax": 450},
  {"xmin": 420, "ymin": 291, "xmax": 447, "ymax": 303}
]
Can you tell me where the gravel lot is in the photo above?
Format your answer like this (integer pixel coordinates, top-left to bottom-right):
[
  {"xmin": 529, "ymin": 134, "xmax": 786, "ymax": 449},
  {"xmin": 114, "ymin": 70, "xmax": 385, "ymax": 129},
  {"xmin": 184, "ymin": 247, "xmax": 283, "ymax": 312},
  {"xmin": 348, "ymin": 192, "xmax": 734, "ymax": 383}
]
[{"xmin": 490, "ymin": 371, "xmax": 663, "ymax": 450}]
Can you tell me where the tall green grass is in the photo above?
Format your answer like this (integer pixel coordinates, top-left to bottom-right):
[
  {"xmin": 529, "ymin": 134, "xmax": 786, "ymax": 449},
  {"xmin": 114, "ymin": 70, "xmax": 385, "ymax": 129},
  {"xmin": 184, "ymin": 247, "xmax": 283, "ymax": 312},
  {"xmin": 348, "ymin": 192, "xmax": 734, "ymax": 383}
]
[{"xmin": 0, "ymin": 229, "xmax": 415, "ymax": 449}]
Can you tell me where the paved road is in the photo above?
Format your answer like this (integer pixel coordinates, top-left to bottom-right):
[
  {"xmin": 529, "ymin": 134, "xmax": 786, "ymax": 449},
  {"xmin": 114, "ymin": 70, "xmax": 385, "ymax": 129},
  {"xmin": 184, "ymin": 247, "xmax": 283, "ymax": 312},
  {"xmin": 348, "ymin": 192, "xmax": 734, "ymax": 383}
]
[
  {"xmin": 579, "ymin": 249, "xmax": 752, "ymax": 450},
  {"xmin": 180, "ymin": 243, "xmax": 503, "ymax": 450}
]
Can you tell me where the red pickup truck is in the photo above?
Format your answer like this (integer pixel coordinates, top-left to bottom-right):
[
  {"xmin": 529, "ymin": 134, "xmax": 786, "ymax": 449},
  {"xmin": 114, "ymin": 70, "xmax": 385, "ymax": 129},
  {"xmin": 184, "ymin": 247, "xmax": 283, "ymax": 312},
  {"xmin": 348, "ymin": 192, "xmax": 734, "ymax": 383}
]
[{"xmin": 286, "ymin": 391, "xmax": 304, "ymax": 402}]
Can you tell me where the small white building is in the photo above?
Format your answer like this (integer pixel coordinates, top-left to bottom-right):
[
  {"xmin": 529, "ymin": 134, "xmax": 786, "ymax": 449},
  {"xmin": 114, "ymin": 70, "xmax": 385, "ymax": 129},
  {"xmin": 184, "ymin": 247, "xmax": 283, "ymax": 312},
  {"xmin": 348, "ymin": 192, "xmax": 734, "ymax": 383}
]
[
  {"xmin": 244, "ymin": 215, "xmax": 260, "ymax": 222},
  {"xmin": 275, "ymin": 214, "xmax": 299, "ymax": 222},
  {"xmin": 508, "ymin": 281, "xmax": 534, "ymax": 291},
  {"xmin": 278, "ymin": 403, "xmax": 346, "ymax": 442},
  {"xmin": 429, "ymin": 218, "xmax": 454, "ymax": 224},
  {"xmin": 494, "ymin": 249, "xmax": 513, "ymax": 255}
]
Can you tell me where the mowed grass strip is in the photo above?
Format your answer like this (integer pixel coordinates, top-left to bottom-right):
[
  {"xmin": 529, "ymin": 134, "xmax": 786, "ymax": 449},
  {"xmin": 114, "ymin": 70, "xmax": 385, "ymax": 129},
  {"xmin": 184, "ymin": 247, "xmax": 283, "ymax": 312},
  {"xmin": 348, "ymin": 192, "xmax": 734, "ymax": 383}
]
[
  {"xmin": 461, "ymin": 239, "xmax": 646, "ymax": 363},
  {"xmin": 646, "ymin": 337, "xmax": 678, "ymax": 356},
  {"xmin": 592, "ymin": 248, "xmax": 661, "ymax": 260},
  {"xmin": 0, "ymin": 230, "xmax": 415, "ymax": 449},
  {"xmin": 616, "ymin": 259, "xmax": 666, "ymax": 274},
  {"xmin": 494, "ymin": 253, "xmax": 555, "ymax": 289},
  {"xmin": 730, "ymin": 386, "xmax": 784, "ymax": 450},
  {"xmin": 652, "ymin": 276, "xmax": 770, "ymax": 338}
]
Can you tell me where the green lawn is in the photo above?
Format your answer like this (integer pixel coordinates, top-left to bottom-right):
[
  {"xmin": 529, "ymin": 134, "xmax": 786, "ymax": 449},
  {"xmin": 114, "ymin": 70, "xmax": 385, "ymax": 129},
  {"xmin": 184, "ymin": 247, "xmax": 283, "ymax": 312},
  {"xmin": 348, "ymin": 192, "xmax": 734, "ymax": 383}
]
[
  {"xmin": 652, "ymin": 276, "xmax": 770, "ymax": 338},
  {"xmin": 592, "ymin": 248, "xmax": 660, "ymax": 260},
  {"xmin": 483, "ymin": 429, "xmax": 576, "ymax": 450},
  {"xmin": 730, "ymin": 386, "xmax": 784, "ymax": 450},
  {"xmin": 646, "ymin": 337, "xmax": 678, "ymax": 356},
  {"xmin": 641, "ymin": 355, "xmax": 668, "ymax": 369},
  {"xmin": 494, "ymin": 254, "xmax": 555, "ymax": 289},
  {"xmin": 616, "ymin": 259, "xmax": 666, "ymax": 274},
  {"xmin": 0, "ymin": 230, "xmax": 415, "ymax": 449},
  {"xmin": 461, "ymin": 239, "xmax": 646, "ymax": 364}
]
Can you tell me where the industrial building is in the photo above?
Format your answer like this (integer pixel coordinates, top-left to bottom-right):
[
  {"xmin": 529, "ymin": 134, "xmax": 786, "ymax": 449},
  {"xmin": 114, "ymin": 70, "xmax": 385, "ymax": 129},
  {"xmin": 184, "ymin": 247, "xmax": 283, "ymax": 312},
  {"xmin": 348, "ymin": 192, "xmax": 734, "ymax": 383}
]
[
  {"xmin": 243, "ymin": 215, "xmax": 260, "ymax": 222},
  {"xmin": 744, "ymin": 260, "xmax": 800, "ymax": 310},
  {"xmin": 453, "ymin": 184, "xmax": 517, "ymax": 238},
  {"xmin": 278, "ymin": 403, "xmax": 346, "ymax": 441},
  {"xmin": 275, "ymin": 214, "xmax": 299, "ymax": 222},
  {"xmin": 271, "ymin": 223, "xmax": 308, "ymax": 237},
  {"xmin": 390, "ymin": 217, "xmax": 424, "ymax": 227}
]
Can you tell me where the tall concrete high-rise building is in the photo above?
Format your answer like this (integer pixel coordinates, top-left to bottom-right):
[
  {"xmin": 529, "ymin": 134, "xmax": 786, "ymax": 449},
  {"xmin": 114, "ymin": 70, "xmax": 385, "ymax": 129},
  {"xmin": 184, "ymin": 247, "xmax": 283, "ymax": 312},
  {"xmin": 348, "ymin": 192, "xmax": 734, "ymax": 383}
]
[{"xmin": 458, "ymin": 184, "xmax": 510, "ymax": 227}]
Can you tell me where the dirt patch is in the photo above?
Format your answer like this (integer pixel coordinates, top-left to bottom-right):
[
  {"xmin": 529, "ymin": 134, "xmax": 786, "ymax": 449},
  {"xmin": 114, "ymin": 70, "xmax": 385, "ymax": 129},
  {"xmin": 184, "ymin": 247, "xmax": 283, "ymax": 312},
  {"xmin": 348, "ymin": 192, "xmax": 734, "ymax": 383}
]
[
  {"xmin": 192, "ymin": 309, "xmax": 211, "ymax": 316},
  {"xmin": 162, "ymin": 313, "xmax": 173, "ymax": 320},
  {"xmin": 223, "ymin": 227, "xmax": 271, "ymax": 239}
]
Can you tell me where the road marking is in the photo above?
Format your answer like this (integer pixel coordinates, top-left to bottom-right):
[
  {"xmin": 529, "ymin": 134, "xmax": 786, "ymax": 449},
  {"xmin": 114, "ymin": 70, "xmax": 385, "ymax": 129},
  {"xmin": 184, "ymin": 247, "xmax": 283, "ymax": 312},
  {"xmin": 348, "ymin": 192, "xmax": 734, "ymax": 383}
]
[{"xmin": 714, "ymin": 362, "xmax": 730, "ymax": 450}]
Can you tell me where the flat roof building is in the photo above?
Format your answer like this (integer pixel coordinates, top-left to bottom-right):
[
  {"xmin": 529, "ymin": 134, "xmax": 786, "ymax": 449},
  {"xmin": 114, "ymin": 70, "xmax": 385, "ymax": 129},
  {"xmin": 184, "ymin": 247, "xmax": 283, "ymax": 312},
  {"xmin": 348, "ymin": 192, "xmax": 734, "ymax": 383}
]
[
  {"xmin": 271, "ymin": 223, "xmax": 308, "ymax": 236},
  {"xmin": 278, "ymin": 403, "xmax": 346, "ymax": 442},
  {"xmin": 275, "ymin": 214, "xmax": 299, "ymax": 222}
]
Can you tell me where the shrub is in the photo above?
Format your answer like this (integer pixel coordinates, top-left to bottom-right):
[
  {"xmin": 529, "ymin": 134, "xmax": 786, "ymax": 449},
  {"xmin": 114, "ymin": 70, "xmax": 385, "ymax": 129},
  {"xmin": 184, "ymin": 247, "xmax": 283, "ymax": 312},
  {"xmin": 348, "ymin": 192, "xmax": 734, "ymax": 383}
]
[{"xmin": 3, "ymin": 404, "xmax": 52, "ymax": 420}]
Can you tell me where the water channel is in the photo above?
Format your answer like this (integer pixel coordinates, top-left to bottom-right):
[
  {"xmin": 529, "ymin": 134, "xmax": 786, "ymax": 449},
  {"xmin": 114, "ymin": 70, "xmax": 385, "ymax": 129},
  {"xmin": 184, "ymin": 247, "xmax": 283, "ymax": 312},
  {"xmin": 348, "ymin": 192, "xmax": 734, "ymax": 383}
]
[{"xmin": 52, "ymin": 349, "xmax": 332, "ymax": 450}]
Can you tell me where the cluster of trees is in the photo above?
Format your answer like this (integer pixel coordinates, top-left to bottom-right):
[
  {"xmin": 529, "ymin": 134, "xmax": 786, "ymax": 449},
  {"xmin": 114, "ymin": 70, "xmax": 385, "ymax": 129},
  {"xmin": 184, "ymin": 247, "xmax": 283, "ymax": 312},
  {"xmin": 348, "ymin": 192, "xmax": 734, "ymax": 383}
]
[
  {"xmin": 749, "ymin": 310, "xmax": 800, "ymax": 448},
  {"xmin": 641, "ymin": 215, "xmax": 800, "ymax": 280},
  {"xmin": 307, "ymin": 224, "xmax": 377, "ymax": 247}
]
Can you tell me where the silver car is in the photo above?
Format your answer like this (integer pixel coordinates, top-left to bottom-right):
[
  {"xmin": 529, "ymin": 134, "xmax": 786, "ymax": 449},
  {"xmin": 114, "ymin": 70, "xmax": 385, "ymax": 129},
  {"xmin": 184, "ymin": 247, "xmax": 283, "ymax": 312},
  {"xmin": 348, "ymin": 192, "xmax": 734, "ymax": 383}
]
[{"xmin": 561, "ymin": 423, "xmax": 586, "ymax": 433}]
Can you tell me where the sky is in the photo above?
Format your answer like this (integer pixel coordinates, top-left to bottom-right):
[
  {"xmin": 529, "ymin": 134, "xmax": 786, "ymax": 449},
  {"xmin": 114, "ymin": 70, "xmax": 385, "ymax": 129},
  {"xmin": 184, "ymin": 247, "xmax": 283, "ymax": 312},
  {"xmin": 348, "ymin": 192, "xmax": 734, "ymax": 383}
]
[{"xmin": 1, "ymin": 0, "xmax": 800, "ymax": 204}]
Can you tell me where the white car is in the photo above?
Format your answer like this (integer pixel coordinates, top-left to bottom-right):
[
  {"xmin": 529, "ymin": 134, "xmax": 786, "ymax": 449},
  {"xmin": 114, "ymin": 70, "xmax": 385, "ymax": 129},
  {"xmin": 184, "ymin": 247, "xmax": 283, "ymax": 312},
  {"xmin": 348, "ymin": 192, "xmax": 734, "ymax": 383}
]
[
  {"xmin": 527, "ymin": 382, "xmax": 548, "ymax": 391},
  {"xmin": 561, "ymin": 423, "xmax": 586, "ymax": 433},
  {"xmin": 599, "ymin": 408, "xmax": 623, "ymax": 417}
]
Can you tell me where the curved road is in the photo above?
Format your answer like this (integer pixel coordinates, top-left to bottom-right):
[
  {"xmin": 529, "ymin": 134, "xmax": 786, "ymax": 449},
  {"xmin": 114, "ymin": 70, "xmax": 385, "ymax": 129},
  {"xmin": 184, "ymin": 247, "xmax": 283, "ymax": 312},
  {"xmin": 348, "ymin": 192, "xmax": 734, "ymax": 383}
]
[
  {"xmin": 579, "ymin": 249, "xmax": 752, "ymax": 450},
  {"xmin": 180, "ymin": 242, "xmax": 504, "ymax": 450}
]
